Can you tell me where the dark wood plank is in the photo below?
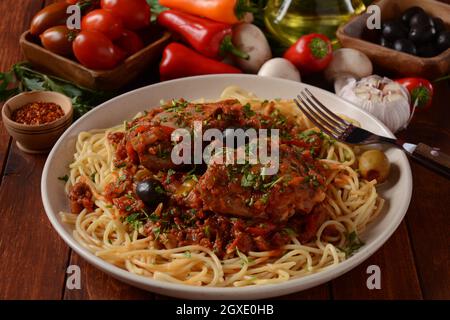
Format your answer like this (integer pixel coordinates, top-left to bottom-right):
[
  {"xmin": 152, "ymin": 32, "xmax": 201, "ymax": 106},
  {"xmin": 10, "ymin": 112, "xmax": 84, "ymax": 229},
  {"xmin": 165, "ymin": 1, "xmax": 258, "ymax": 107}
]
[
  {"xmin": 0, "ymin": 144, "xmax": 70, "ymax": 299},
  {"xmin": 63, "ymin": 252, "xmax": 154, "ymax": 299},
  {"xmin": 0, "ymin": 0, "xmax": 44, "ymax": 180},
  {"xmin": 402, "ymin": 81, "xmax": 450, "ymax": 300},
  {"xmin": 331, "ymin": 222, "xmax": 422, "ymax": 299}
]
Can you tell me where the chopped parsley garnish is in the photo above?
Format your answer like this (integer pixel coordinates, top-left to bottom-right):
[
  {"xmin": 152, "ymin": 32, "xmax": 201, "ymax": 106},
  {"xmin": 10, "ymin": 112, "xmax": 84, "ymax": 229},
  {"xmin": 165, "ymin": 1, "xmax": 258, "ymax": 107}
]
[
  {"xmin": 125, "ymin": 213, "xmax": 142, "ymax": 230},
  {"xmin": 283, "ymin": 228, "xmax": 297, "ymax": 237},
  {"xmin": 152, "ymin": 226, "xmax": 161, "ymax": 240},
  {"xmin": 58, "ymin": 175, "xmax": 69, "ymax": 182},
  {"xmin": 165, "ymin": 169, "xmax": 176, "ymax": 183},
  {"xmin": 204, "ymin": 225, "xmax": 211, "ymax": 238},
  {"xmin": 166, "ymin": 99, "xmax": 188, "ymax": 112},
  {"xmin": 125, "ymin": 193, "xmax": 134, "ymax": 200},
  {"xmin": 243, "ymin": 103, "xmax": 255, "ymax": 118},
  {"xmin": 241, "ymin": 171, "xmax": 258, "ymax": 188},
  {"xmin": 261, "ymin": 193, "xmax": 269, "ymax": 204},
  {"xmin": 183, "ymin": 251, "xmax": 192, "ymax": 258},
  {"xmin": 340, "ymin": 231, "xmax": 365, "ymax": 258}
]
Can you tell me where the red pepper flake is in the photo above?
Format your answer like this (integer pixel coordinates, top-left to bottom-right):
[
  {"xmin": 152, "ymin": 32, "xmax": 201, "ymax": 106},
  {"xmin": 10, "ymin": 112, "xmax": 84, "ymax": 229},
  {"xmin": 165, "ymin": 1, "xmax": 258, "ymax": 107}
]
[{"xmin": 12, "ymin": 102, "xmax": 65, "ymax": 125}]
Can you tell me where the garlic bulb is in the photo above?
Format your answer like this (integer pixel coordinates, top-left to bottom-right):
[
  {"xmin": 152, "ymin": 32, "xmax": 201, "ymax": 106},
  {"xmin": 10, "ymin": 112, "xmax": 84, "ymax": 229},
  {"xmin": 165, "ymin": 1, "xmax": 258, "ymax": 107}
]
[{"xmin": 337, "ymin": 75, "xmax": 411, "ymax": 133}]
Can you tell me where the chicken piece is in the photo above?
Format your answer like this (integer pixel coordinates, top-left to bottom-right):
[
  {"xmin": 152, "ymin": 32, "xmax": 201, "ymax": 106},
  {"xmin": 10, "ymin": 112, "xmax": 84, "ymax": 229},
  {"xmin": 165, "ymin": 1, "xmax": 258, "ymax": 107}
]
[{"xmin": 194, "ymin": 143, "xmax": 327, "ymax": 222}]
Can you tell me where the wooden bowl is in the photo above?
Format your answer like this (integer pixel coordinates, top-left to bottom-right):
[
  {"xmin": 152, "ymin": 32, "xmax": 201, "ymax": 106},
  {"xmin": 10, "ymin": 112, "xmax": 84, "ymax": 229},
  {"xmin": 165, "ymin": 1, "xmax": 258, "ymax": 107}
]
[
  {"xmin": 337, "ymin": 0, "xmax": 450, "ymax": 78},
  {"xmin": 1, "ymin": 91, "xmax": 73, "ymax": 153},
  {"xmin": 20, "ymin": 27, "xmax": 171, "ymax": 91}
]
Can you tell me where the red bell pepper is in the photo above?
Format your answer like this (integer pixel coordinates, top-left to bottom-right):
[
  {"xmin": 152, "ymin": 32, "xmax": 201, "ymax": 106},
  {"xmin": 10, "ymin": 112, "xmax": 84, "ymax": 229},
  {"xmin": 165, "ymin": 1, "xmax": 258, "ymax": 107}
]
[
  {"xmin": 157, "ymin": 10, "xmax": 248, "ymax": 60},
  {"xmin": 396, "ymin": 78, "xmax": 434, "ymax": 112},
  {"xmin": 159, "ymin": 42, "xmax": 242, "ymax": 81},
  {"xmin": 284, "ymin": 33, "xmax": 332, "ymax": 75}
]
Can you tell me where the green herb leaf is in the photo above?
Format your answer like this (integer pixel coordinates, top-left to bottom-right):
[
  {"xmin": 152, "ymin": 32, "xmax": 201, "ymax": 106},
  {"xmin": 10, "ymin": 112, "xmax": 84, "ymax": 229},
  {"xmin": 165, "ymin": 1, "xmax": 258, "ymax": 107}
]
[
  {"xmin": 340, "ymin": 231, "xmax": 365, "ymax": 258},
  {"xmin": 153, "ymin": 227, "xmax": 161, "ymax": 240},
  {"xmin": 0, "ymin": 63, "xmax": 114, "ymax": 119},
  {"xmin": 58, "ymin": 175, "xmax": 69, "ymax": 182},
  {"xmin": 243, "ymin": 103, "xmax": 255, "ymax": 118}
]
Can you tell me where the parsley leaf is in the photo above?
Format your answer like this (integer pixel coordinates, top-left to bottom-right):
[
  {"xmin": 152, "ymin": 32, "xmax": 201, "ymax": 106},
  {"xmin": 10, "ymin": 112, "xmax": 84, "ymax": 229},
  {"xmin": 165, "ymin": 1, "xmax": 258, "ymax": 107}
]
[
  {"xmin": 340, "ymin": 231, "xmax": 365, "ymax": 258},
  {"xmin": 243, "ymin": 103, "xmax": 255, "ymax": 118},
  {"xmin": 58, "ymin": 175, "xmax": 69, "ymax": 182}
]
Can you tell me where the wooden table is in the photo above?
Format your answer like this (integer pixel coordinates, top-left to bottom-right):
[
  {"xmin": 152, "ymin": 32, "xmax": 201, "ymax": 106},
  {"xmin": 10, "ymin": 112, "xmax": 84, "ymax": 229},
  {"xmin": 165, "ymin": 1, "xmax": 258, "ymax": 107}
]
[{"xmin": 0, "ymin": 0, "xmax": 449, "ymax": 300}]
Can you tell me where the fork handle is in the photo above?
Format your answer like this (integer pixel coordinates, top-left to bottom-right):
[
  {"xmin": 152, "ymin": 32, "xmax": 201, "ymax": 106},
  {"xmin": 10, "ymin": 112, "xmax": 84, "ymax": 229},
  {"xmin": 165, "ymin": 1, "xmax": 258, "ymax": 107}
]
[{"xmin": 409, "ymin": 143, "xmax": 450, "ymax": 179}]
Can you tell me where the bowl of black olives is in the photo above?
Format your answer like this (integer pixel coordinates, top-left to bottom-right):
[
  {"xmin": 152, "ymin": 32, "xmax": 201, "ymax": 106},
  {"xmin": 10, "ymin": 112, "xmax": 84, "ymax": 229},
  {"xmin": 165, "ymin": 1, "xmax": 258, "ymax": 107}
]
[
  {"xmin": 380, "ymin": 6, "xmax": 449, "ymax": 58},
  {"xmin": 337, "ymin": 0, "xmax": 450, "ymax": 78}
]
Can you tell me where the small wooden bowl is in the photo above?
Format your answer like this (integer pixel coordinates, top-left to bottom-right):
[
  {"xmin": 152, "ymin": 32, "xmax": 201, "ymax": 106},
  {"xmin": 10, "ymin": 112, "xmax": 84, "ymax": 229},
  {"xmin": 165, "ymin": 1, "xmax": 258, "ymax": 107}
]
[
  {"xmin": 337, "ymin": 0, "xmax": 450, "ymax": 78},
  {"xmin": 20, "ymin": 27, "xmax": 171, "ymax": 91},
  {"xmin": 1, "ymin": 91, "xmax": 73, "ymax": 153}
]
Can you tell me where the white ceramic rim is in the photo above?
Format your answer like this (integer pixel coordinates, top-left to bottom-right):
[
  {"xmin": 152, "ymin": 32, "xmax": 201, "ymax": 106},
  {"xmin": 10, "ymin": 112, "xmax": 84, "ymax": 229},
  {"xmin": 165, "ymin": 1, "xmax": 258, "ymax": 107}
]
[{"xmin": 41, "ymin": 74, "xmax": 412, "ymax": 299}]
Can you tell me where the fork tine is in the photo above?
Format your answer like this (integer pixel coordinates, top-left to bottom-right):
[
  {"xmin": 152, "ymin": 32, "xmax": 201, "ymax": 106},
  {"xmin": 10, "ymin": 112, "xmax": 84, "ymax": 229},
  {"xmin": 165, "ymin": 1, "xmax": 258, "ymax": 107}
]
[
  {"xmin": 300, "ymin": 90, "xmax": 347, "ymax": 131},
  {"xmin": 304, "ymin": 88, "xmax": 350, "ymax": 127},
  {"xmin": 294, "ymin": 96, "xmax": 339, "ymax": 139},
  {"xmin": 300, "ymin": 91, "xmax": 345, "ymax": 134},
  {"xmin": 296, "ymin": 94, "xmax": 343, "ymax": 139}
]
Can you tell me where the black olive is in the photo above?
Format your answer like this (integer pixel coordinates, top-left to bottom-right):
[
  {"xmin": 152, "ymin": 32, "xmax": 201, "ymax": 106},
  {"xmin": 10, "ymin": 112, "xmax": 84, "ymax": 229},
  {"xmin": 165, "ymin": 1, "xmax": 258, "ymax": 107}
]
[
  {"xmin": 409, "ymin": 12, "xmax": 431, "ymax": 28},
  {"xmin": 401, "ymin": 6, "xmax": 425, "ymax": 26},
  {"xmin": 431, "ymin": 17, "xmax": 445, "ymax": 34},
  {"xmin": 135, "ymin": 179, "xmax": 167, "ymax": 207},
  {"xmin": 382, "ymin": 20, "xmax": 407, "ymax": 41},
  {"xmin": 417, "ymin": 43, "xmax": 437, "ymax": 57},
  {"xmin": 394, "ymin": 39, "xmax": 417, "ymax": 55},
  {"xmin": 380, "ymin": 37, "xmax": 393, "ymax": 48},
  {"xmin": 409, "ymin": 25, "xmax": 437, "ymax": 44},
  {"xmin": 436, "ymin": 31, "xmax": 450, "ymax": 52}
]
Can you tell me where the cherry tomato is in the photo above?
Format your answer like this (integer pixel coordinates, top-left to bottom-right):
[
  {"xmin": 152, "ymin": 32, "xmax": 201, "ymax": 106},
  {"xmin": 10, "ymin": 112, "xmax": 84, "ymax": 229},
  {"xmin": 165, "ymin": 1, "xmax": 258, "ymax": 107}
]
[
  {"xmin": 66, "ymin": 0, "xmax": 78, "ymax": 4},
  {"xmin": 283, "ymin": 33, "xmax": 333, "ymax": 75},
  {"xmin": 30, "ymin": 2, "xmax": 70, "ymax": 35},
  {"xmin": 81, "ymin": 9, "xmax": 124, "ymax": 40},
  {"xmin": 114, "ymin": 30, "xmax": 144, "ymax": 56},
  {"xmin": 40, "ymin": 25, "xmax": 77, "ymax": 57},
  {"xmin": 100, "ymin": 0, "xmax": 150, "ymax": 31},
  {"xmin": 396, "ymin": 78, "xmax": 434, "ymax": 112},
  {"xmin": 73, "ymin": 31, "xmax": 125, "ymax": 69}
]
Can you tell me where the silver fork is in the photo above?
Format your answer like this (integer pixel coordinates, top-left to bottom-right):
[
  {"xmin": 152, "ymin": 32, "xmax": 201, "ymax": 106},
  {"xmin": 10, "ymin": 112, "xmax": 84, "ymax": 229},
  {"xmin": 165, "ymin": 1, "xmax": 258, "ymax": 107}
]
[{"xmin": 295, "ymin": 88, "xmax": 450, "ymax": 179}]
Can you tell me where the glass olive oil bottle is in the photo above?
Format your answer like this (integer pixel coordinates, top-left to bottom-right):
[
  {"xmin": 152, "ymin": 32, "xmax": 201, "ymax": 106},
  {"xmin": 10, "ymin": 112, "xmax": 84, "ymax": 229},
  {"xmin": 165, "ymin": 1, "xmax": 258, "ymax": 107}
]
[{"xmin": 264, "ymin": 0, "xmax": 366, "ymax": 46}]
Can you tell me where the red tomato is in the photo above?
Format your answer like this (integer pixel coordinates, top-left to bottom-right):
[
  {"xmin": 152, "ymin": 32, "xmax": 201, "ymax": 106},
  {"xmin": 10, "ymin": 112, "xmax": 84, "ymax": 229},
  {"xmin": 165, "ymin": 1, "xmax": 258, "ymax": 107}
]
[
  {"xmin": 81, "ymin": 9, "xmax": 123, "ymax": 40},
  {"xmin": 40, "ymin": 25, "xmax": 76, "ymax": 57},
  {"xmin": 73, "ymin": 31, "xmax": 125, "ymax": 69},
  {"xmin": 283, "ymin": 33, "xmax": 333, "ymax": 75},
  {"xmin": 114, "ymin": 30, "xmax": 144, "ymax": 56},
  {"xmin": 100, "ymin": 0, "xmax": 150, "ymax": 31},
  {"xmin": 66, "ymin": 0, "xmax": 78, "ymax": 4},
  {"xmin": 396, "ymin": 78, "xmax": 434, "ymax": 112}
]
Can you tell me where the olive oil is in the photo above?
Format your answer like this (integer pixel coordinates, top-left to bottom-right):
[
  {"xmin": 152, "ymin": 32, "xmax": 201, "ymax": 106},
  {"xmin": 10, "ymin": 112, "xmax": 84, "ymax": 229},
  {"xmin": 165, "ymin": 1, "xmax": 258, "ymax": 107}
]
[{"xmin": 264, "ymin": 0, "xmax": 366, "ymax": 46}]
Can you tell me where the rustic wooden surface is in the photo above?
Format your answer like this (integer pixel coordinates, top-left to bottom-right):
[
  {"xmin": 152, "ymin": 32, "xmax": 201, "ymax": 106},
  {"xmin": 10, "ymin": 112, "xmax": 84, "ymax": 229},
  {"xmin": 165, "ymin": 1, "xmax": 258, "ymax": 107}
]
[{"xmin": 0, "ymin": 0, "xmax": 449, "ymax": 300}]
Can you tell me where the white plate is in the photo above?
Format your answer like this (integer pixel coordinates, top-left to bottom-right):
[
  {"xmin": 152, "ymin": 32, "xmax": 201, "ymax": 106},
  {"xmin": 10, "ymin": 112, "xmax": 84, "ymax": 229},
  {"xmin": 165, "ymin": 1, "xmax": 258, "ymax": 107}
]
[{"xmin": 41, "ymin": 75, "xmax": 412, "ymax": 299}]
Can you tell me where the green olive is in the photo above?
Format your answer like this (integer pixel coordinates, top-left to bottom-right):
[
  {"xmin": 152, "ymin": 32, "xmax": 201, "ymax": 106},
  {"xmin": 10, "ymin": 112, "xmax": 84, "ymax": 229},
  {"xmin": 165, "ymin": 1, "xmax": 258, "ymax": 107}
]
[{"xmin": 358, "ymin": 150, "xmax": 390, "ymax": 183}]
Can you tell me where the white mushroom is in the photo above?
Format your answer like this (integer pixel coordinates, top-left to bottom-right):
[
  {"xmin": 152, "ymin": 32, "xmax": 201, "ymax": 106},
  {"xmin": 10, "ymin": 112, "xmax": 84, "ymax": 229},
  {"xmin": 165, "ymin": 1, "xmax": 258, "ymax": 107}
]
[
  {"xmin": 324, "ymin": 48, "xmax": 373, "ymax": 94},
  {"xmin": 257, "ymin": 58, "xmax": 301, "ymax": 82},
  {"xmin": 232, "ymin": 23, "xmax": 272, "ymax": 73}
]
